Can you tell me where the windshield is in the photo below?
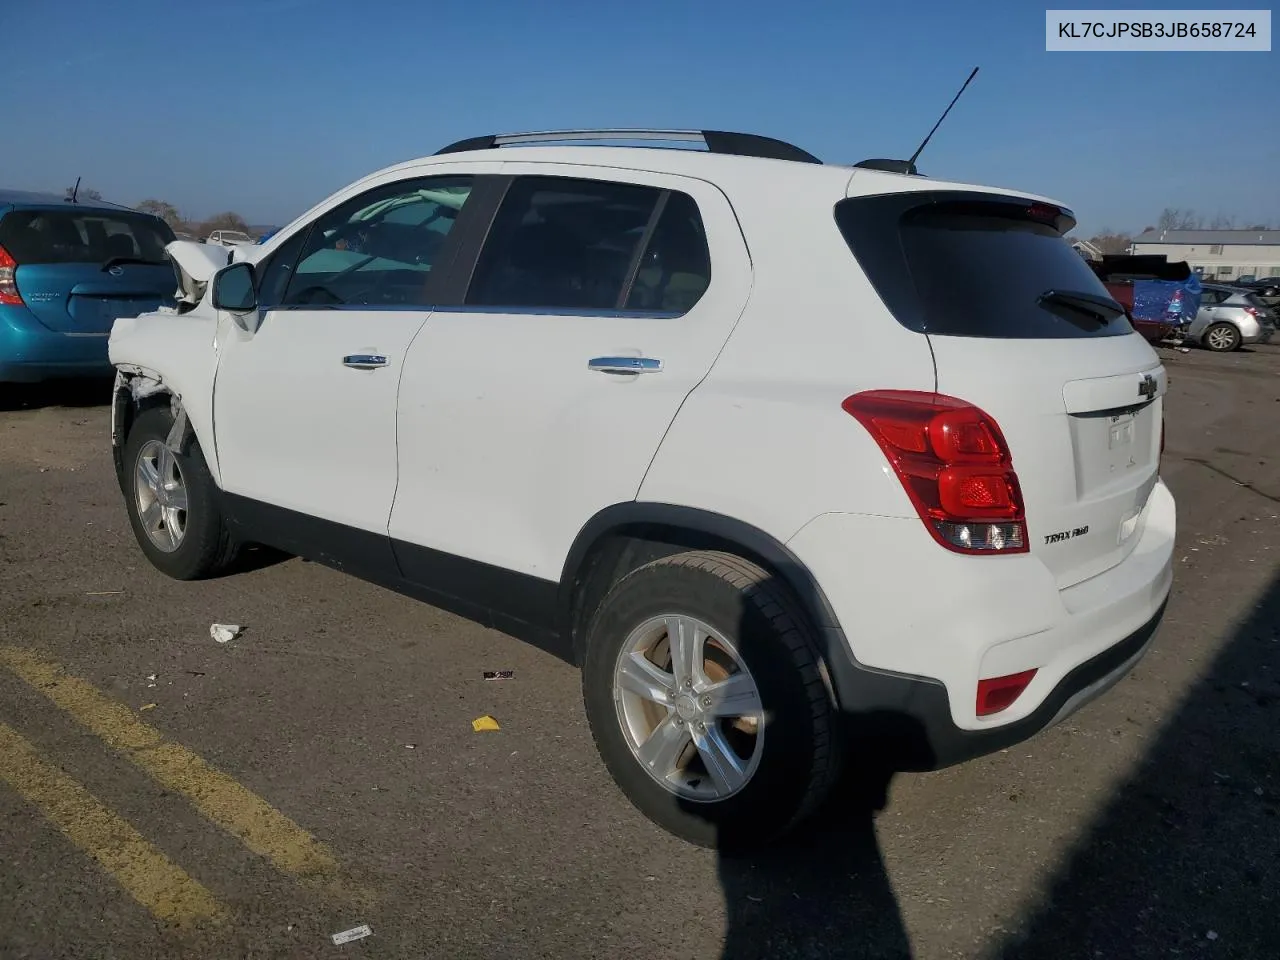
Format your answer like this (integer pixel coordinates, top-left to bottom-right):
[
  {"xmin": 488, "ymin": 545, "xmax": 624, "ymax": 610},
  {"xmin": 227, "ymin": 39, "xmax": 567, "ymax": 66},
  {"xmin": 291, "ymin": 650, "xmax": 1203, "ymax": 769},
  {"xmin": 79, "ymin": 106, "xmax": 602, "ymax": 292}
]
[
  {"xmin": 835, "ymin": 192, "xmax": 1135, "ymax": 339},
  {"xmin": 0, "ymin": 209, "xmax": 174, "ymax": 265}
]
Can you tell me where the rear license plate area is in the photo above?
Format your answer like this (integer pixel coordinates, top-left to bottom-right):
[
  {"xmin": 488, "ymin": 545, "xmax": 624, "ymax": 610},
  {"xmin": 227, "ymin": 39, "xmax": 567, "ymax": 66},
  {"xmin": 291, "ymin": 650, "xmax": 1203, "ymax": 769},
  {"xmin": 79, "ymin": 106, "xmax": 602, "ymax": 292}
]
[
  {"xmin": 71, "ymin": 297, "xmax": 163, "ymax": 328},
  {"xmin": 1069, "ymin": 402, "xmax": 1156, "ymax": 497}
]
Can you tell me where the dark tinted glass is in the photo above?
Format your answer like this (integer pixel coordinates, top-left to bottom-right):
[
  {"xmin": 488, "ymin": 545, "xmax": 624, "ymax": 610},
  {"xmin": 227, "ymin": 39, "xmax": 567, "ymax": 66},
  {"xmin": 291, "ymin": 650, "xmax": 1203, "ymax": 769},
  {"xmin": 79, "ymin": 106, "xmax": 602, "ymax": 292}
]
[
  {"xmin": 281, "ymin": 177, "xmax": 472, "ymax": 308},
  {"xmin": 836, "ymin": 194, "xmax": 1133, "ymax": 339},
  {"xmin": 467, "ymin": 177, "xmax": 661, "ymax": 311},
  {"xmin": 0, "ymin": 209, "xmax": 174, "ymax": 265},
  {"xmin": 624, "ymin": 192, "xmax": 711, "ymax": 313}
]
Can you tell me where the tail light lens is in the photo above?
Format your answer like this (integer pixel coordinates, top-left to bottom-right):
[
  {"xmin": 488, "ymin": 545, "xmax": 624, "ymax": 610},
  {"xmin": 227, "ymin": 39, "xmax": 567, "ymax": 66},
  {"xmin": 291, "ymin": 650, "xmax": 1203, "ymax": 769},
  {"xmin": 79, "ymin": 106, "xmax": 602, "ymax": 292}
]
[
  {"xmin": 0, "ymin": 244, "xmax": 22, "ymax": 305},
  {"xmin": 1244, "ymin": 306, "xmax": 1259, "ymax": 318},
  {"xmin": 843, "ymin": 390, "xmax": 1028, "ymax": 554}
]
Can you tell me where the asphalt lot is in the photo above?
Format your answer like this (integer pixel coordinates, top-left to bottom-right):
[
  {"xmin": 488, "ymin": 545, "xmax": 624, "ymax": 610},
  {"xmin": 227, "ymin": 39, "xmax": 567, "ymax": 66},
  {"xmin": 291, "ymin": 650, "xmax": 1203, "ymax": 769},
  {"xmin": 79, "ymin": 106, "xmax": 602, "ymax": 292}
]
[{"xmin": 1, "ymin": 342, "xmax": 1278, "ymax": 960}]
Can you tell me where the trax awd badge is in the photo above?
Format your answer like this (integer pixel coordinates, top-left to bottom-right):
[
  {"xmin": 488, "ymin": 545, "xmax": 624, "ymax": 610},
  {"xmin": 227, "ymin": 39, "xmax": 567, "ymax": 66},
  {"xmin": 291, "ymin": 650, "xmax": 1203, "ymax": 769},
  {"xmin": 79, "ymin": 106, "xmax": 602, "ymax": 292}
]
[{"xmin": 1045, "ymin": 525, "xmax": 1089, "ymax": 546}]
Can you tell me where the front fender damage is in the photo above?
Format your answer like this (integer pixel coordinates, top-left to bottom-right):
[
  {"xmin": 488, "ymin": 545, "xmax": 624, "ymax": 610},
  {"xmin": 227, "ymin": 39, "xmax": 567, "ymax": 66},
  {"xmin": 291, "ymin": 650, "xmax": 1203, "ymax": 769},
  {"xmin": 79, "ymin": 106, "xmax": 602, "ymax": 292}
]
[{"xmin": 111, "ymin": 367, "xmax": 193, "ymax": 455}]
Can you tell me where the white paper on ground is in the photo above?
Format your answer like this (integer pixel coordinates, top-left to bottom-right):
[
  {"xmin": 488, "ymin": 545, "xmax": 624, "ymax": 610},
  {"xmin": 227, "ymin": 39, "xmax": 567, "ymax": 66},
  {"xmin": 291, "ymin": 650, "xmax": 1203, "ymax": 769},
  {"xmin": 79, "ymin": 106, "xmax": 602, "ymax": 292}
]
[
  {"xmin": 210, "ymin": 624, "xmax": 242, "ymax": 644},
  {"xmin": 331, "ymin": 924, "xmax": 373, "ymax": 945}
]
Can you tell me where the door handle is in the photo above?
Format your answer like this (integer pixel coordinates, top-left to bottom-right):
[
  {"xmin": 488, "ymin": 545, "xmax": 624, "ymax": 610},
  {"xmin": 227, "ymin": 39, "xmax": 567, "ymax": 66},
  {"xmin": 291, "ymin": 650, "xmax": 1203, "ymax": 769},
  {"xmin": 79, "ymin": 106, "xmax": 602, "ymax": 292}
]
[
  {"xmin": 588, "ymin": 356, "xmax": 663, "ymax": 375},
  {"xmin": 343, "ymin": 354, "xmax": 388, "ymax": 369}
]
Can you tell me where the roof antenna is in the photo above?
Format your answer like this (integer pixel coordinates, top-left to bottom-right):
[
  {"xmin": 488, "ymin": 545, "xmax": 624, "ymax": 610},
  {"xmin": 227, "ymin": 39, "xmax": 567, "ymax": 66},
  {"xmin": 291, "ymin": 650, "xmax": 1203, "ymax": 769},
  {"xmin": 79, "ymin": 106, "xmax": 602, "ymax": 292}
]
[
  {"xmin": 907, "ymin": 66, "xmax": 979, "ymax": 169},
  {"xmin": 67, "ymin": 176, "xmax": 81, "ymax": 204}
]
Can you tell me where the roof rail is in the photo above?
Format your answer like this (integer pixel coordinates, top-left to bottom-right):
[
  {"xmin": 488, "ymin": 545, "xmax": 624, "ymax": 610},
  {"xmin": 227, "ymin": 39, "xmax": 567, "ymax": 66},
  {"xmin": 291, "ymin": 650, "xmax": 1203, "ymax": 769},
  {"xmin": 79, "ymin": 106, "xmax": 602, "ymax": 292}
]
[{"xmin": 433, "ymin": 128, "xmax": 822, "ymax": 164}]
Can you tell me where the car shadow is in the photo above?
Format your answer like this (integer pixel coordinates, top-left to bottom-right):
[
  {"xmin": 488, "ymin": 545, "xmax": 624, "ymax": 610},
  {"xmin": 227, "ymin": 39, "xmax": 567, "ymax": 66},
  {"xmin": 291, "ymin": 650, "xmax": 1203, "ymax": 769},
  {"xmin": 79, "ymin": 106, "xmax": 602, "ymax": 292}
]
[
  {"xmin": 715, "ymin": 762, "xmax": 911, "ymax": 959},
  {"xmin": 0, "ymin": 377, "xmax": 115, "ymax": 412},
  {"xmin": 991, "ymin": 570, "xmax": 1280, "ymax": 958},
  {"xmin": 225, "ymin": 542, "xmax": 293, "ymax": 575},
  {"xmin": 679, "ymin": 571, "xmax": 918, "ymax": 959}
]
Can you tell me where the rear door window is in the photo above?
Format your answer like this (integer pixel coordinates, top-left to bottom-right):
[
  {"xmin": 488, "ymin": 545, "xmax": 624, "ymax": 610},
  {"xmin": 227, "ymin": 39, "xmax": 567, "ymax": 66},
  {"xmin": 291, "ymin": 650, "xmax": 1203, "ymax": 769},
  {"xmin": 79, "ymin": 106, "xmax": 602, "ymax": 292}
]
[
  {"xmin": 0, "ymin": 209, "xmax": 174, "ymax": 264},
  {"xmin": 835, "ymin": 193, "xmax": 1134, "ymax": 339},
  {"xmin": 466, "ymin": 176, "xmax": 663, "ymax": 312},
  {"xmin": 624, "ymin": 191, "xmax": 712, "ymax": 313}
]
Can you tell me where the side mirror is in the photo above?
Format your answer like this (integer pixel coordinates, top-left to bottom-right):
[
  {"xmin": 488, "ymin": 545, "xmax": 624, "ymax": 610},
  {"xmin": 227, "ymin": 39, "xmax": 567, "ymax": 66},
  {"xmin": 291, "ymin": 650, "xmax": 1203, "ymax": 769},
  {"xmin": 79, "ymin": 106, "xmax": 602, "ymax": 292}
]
[{"xmin": 212, "ymin": 262, "xmax": 257, "ymax": 313}]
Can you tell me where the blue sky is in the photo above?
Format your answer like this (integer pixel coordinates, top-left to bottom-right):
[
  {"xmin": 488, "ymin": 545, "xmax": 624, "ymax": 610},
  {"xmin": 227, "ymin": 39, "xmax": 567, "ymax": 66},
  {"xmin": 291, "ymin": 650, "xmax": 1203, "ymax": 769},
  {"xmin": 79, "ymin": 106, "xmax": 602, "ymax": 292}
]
[{"xmin": 5, "ymin": 0, "xmax": 1277, "ymax": 236}]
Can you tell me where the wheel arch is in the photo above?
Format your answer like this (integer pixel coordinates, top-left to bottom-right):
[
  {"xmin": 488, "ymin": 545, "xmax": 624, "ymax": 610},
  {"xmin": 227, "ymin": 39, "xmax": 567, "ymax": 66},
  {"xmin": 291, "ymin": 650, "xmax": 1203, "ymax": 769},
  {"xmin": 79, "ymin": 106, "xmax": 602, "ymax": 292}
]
[
  {"xmin": 557, "ymin": 503, "xmax": 845, "ymax": 667},
  {"xmin": 110, "ymin": 367, "xmax": 216, "ymax": 490}
]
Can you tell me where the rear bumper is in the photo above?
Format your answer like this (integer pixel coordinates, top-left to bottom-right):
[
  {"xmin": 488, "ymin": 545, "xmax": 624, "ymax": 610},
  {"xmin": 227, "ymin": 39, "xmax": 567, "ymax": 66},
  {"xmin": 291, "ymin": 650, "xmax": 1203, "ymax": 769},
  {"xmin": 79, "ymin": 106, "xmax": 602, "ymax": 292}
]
[
  {"xmin": 788, "ymin": 479, "xmax": 1176, "ymax": 770},
  {"xmin": 816, "ymin": 599, "xmax": 1164, "ymax": 770},
  {"xmin": 0, "ymin": 306, "xmax": 112, "ymax": 382}
]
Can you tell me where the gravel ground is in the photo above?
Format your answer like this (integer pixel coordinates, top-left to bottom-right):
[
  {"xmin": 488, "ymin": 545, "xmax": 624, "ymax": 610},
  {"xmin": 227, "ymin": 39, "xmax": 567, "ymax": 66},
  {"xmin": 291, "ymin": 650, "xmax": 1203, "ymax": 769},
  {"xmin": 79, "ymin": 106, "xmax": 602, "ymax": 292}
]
[{"xmin": 0, "ymin": 342, "xmax": 1277, "ymax": 959}]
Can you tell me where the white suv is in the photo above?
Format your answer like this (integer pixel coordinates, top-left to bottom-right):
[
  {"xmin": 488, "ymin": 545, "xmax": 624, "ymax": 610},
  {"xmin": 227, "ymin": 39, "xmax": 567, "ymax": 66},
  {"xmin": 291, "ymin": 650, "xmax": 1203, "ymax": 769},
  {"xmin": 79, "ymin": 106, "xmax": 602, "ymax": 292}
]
[{"xmin": 107, "ymin": 128, "xmax": 1176, "ymax": 850}]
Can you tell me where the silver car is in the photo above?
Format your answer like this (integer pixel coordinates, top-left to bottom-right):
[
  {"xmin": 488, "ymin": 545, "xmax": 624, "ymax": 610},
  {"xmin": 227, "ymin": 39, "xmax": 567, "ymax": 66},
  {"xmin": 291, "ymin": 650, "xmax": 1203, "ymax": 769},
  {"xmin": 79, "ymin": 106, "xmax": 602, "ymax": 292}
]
[{"xmin": 1186, "ymin": 283, "xmax": 1277, "ymax": 351}]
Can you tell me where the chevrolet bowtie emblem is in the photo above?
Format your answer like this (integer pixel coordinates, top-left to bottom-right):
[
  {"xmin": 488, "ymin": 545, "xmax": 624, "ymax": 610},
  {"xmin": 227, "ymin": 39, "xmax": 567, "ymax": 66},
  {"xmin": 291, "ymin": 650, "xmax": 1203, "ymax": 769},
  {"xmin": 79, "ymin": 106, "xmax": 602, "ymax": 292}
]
[{"xmin": 1138, "ymin": 374, "xmax": 1157, "ymax": 399}]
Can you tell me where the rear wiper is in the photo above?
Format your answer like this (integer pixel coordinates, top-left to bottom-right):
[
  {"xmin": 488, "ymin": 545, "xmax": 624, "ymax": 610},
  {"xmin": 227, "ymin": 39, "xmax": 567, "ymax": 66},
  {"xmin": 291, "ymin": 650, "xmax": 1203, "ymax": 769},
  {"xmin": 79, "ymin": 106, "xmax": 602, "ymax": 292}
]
[
  {"xmin": 1037, "ymin": 289, "xmax": 1125, "ymax": 325},
  {"xmin": 101, "ymin": 256, "xmax": 168, "ymax": 272}
]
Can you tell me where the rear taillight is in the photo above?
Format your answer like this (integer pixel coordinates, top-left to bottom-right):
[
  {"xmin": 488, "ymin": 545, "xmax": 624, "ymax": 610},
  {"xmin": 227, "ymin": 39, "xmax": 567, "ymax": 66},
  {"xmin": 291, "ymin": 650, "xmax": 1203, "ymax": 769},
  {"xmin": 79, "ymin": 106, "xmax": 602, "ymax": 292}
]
[
  {"xmin": 843, "ymin": 390, "xmax": 1028, "ymax": 555},
  {"xmin": 977, "ymin": 669, "xmax": 1037, "ymax": 716},
  {"xmin": 0, "ymin": 244, "xmax": 21, "ymax": 305},
  {"xmin": 1244, "ymin": 306, "xmax": 1259, "ymax": 318}
]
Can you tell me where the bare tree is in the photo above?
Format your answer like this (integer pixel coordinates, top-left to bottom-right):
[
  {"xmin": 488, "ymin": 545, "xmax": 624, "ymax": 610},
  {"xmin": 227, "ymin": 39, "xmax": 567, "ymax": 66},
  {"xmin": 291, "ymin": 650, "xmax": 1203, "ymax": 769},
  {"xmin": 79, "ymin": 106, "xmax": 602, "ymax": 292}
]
[
  {"xmin": 1208, "ymin": 214, "xmax": 1237, "ymax": 230},
  {"xmin": 136, "ymin": 199, "xmax": 183, "ymax": 228},
  {"xmin": 64, "ymin": 184, "xmax": 103, "ymax": 202},
  {"xmin": 1088, "ymin": 229, "xmax": 1132, "ymax": 255},
  {"xmin": 1245, "ymin": 222, "xmax": 1272, "ymax": 231},
  {"xmin": 1156, "ymin": 208, "xmax": 1203, "ymax": 231},
  {"xmin": 196, "ymin": 212, "xmax": 251, "ymax": 237}
]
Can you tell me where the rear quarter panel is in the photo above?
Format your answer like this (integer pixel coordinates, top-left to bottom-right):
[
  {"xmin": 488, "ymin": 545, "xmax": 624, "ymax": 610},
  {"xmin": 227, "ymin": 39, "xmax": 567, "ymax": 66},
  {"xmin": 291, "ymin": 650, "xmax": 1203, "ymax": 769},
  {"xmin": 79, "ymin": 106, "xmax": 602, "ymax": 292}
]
[{"xmin": 638, "ymin": 171, "xmax": 936, "ymax": 543}]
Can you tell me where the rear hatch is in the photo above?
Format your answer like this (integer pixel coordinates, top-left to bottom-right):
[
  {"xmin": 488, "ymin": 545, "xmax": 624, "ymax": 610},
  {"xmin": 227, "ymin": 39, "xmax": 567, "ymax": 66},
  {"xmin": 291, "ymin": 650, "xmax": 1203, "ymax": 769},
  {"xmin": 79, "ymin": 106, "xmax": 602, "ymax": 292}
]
[
  {"xmin": 1243, "ymin": 291, "xmax": 1278, "ymax": 325},
  {"xmin": 837, "ymin": 191, "xmax": 1164, "ymax": 589},
  {"xmin": 0, "ymin": 207, "xmax": 176, "ymax": 333}
]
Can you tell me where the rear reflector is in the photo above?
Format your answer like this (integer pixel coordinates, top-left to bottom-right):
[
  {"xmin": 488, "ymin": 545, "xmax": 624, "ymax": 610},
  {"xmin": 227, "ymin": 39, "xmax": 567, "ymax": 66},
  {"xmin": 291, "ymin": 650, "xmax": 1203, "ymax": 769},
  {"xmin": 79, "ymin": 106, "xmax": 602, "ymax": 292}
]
[
  {"xmin": 0, "ymin": 244, "xmax": 21, "ymax": 306},
  {"xmin": 843, "ymin": 390, "xmax": 1028, "ymax": 554},
  {"xmin": 976, "ymin": 669, "xmax": 1037, "ymax": 716}
]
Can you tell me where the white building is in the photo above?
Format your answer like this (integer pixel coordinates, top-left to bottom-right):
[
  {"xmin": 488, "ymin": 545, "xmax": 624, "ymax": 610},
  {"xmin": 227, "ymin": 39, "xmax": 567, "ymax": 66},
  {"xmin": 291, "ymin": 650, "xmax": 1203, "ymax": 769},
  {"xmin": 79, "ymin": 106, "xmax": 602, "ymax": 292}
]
[{"xmin": 1128, "ymin": 229, "xmax": 1280, "ymax": 281}]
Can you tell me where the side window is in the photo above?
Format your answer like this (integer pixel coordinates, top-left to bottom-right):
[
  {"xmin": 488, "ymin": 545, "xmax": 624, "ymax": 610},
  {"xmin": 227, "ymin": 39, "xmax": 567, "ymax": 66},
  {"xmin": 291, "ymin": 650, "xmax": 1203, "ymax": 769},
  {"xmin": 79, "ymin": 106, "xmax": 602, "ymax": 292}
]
[
  {"xmin": 624, "ymin": 191, "xmax": 711, "ymax": 313},
  {"xmin": 466, "ymin": 177, "xmax": 662, "ymax": 311},
  {"xmin": 255, "ymin": 227, "xmax": 310, "ymax": 307},
  {"xmin": 280, "ymin": 176, "xmax": 473, "ymax": 308},
  {"xmin": 1201, "ymin": 289, "xmax": 1223, "ymax": 305}
]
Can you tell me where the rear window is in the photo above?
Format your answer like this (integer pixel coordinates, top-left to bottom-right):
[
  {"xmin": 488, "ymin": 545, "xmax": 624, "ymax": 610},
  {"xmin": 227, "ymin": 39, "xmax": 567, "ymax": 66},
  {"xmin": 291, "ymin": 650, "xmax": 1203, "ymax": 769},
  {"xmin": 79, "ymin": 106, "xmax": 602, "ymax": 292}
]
[
  {"xmin": 0, "ymin": 208, "xmax": 175, "ymax": 265},
  {"xmin": 835, "ymin": 192, "xmax": 1134, "ymax": 339}
]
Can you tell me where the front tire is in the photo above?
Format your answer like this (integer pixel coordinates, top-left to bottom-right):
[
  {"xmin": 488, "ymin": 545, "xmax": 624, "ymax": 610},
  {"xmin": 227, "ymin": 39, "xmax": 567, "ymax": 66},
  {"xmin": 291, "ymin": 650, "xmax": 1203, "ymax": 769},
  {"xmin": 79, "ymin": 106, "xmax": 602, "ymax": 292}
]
[
  {"xmin": 581, "ymin": 551, "xmax": 841, "ymax": 850},
  {"xmin": 121, "ymin": 406, "xmax": 239, "ymax": 580},
  {"xmin": 1203, "ymin": 321, "xmax": 1241, "ymax": 352}
]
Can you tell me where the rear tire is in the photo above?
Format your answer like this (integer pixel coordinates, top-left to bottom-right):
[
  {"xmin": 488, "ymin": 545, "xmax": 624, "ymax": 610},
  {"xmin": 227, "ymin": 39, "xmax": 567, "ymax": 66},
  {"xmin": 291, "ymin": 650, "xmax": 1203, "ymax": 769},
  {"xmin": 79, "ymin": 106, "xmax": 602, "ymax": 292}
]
[
  {"xmin": 1203, "ymin": 322, "xmax": 1241, "ymax": 352},
  {"xmin": 581, "ymin": 550, "xmax": 841, "ymax": 851},
  {"xmin": 121, "ymin": 407, "xmax": 239, "ymax": 580}
]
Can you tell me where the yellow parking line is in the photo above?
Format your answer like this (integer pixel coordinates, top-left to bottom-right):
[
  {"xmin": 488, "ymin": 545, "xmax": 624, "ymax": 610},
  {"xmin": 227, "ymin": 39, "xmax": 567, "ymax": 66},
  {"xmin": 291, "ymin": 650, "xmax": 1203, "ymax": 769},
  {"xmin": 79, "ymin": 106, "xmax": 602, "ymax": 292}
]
[
  {"xmin": 0, "ymin": 646, "xmax": 340, "ymax": 886},
  {"xmin": 0, "ymin": 721, "xmax": 224, "ymax": 928}
]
